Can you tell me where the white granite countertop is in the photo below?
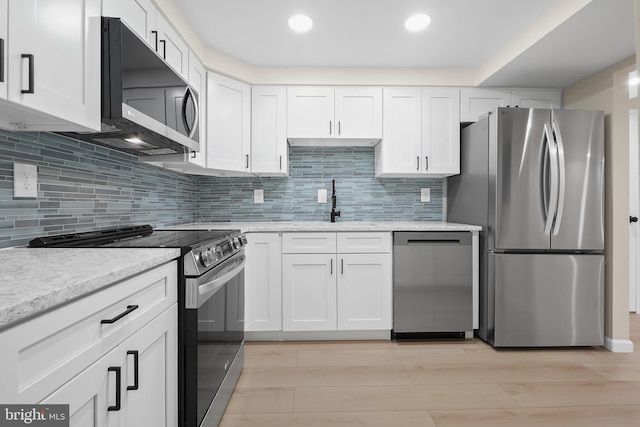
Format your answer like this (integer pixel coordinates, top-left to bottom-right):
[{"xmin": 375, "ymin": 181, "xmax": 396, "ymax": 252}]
[
  {"xmin": 0, "ymin": 247, "xmax": 180, "ymax": 330},
  {"xmin": 161, "ymin": 221, "xmax": 482, "ymax": 232}
]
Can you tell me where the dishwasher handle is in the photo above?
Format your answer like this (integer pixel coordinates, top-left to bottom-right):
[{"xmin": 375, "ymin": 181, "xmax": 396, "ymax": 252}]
[
  {"xmin": 393, "ymin": 231, "xmax": 472, "ymax": 246},
  {"xmin": 407, "ymin": 239, "xmax": 466, "ymax": 246}
]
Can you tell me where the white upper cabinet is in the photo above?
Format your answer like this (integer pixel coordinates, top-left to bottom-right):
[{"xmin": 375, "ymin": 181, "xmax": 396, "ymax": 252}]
[
  {"xmin": 251, "ymin": 86, "xmax": 288, "ymax": 176},
  {"xmin": 460, "ymin": 88, "xmax": 511, "ymax": 122},
  {"xmin": 334, "ymin": 87, "xmax": 382, "ymax": 139},
  {"xmin": 376, "ymin": 87, "xmax": 422, "ymax": 175},
  {"xmin": 287, "ymin": 86, "xmax": 333, "ymax": 139},
  {"xmin": 422, "ymin": 87, "xmax": 460, "ymax": 176},
  {"xmin": 103, "ymin": 0, "xmax": 188, "ymax": 78},
  {"xmin": 460, "ymin": 87, "xmax": 562, "ymax": 122},
  {"xmin": 510, "ymin": 89, "xmax": 562, "ymax": 110},
  {"xmin": 102, "ymin": 0, "xmax": 156, "ymax": 43},
  {"xmin": 287, "ymin": 86, "xmax": 382, "ymax": 145},
  {"xmin": 376, "ymin": 87, "xmax": 460, "ymax": 177},
  {"xmin": 207, "ymin": 71, "xmax": 251, "ymax": 173},
  {"xmin": 0, "ymin": 0, "xmax": 101, "ymax": 132}
]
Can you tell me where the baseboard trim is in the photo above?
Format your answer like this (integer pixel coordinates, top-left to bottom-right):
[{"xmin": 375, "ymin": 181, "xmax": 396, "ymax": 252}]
[
  {"xmin": 604, "ymin": 336, "xmax": 634, "ymax": 353},
  {"xmin": 245, "ymin": 330, "xmax": 390, "ymax": 341}
]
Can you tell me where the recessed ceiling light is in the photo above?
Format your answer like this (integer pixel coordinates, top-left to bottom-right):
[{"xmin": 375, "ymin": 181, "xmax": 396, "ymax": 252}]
[
  {"xmin": 288, "ymin": 14, "xmax": 313, "ymax": 33},
  {"xmin": 404, "ymin": 13, "xmax": 431, "ymax": 33}
]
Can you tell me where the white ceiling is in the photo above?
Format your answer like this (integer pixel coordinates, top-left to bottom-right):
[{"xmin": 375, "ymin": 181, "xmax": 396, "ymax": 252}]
[{"xmin": 175, "ymin": 0, "xmax": 636, "ymax": 88}]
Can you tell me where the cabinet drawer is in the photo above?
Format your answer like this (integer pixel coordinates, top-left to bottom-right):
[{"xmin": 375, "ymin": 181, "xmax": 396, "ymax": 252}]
[
  {"xmin": 337, "ymin": 232, "xmax": 391, "ymax": 253},
  {"xmin": 282, "ymin": 232, "xmax": 337, "ymax": 253},
  {"xmin": 0, "ymin": 261, "xmax": 177, "ymax": 404}
]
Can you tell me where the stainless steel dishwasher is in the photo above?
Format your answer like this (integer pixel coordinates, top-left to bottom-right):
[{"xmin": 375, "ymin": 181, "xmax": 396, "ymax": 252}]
[{"xmin": 393, "ymin": 231, "xmax": 473, "ymax": 338}]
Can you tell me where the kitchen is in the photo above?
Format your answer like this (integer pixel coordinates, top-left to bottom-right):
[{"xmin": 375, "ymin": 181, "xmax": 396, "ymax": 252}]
[{"xmin": 0, "ymin": 0, "xmax": 639, "ymax": 426}]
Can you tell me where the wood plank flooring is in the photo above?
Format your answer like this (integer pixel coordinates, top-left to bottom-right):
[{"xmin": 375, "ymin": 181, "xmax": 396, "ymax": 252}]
[{"xmin": 219, "ymin": 314, "xmax": 640, "ymax": 426}]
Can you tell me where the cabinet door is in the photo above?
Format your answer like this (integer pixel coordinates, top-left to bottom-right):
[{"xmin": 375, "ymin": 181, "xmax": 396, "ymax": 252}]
[
  {"xmin": 102, "ymin": 0, "xmax": 157, "ymax": 46},
  {"xmin": 251, "ymin": 86, "xmax": 288, "ymax": 176},
  {"xmin": 377, "ymin": 87, "xmax": 422, "ymax": 176},
  {"xmin": 245, "ymin": 233, "xmax": 283, "ymax": 331},
  {"xmin": 119, "ymin": 305, "xmax": 177, "ymax": 427},
  {"xmin": 337, "ymin": 254, "xmax": 392, "ymax": 330},
  {"xmin": 460, "ymin": 88, "xmax": 510, "ymax": 122},
  {"xmin": 334, "ymin": 87, "xmax": 382, "ymax": 139},
  {"xmin": 207, "ymin": 72, "xmax": 251, "ymax": 172},
  {"xmin": 287, "ymin": 86, "xmax": 334, "ymax": 139},
  {"xmin": 0, "ymin": 0, "xmax": 7, "ymax": 100},
  {"xmin": 422, "ymin": 87, "xmax": 460, "ymax": 176},
  {"xmin": 511, "ymin": 89, "xmax": 562, "ymax": 109},
  {"xmin": 155, "ymin": 13, "xmax": 188, "ymax": 78},
  {"xmin": 7, "ymin": 0, "xmax": 101, "ymax": 131},
  {"xmin": 40, "ymin": 348, "xmax": 119, "ymax": 427},
  {"xmin": 185, "ymin": 50, "xmax": 206, "ymax": 168},
  {"xmin": 282, "ymin": 254, "xmax": 337, "ymax": 331}
]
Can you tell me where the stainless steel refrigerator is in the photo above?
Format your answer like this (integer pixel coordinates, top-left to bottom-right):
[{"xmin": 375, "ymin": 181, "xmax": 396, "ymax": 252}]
[{"xmin": 447, "ymin": 107, "xmax": 605, "ymax": 347}]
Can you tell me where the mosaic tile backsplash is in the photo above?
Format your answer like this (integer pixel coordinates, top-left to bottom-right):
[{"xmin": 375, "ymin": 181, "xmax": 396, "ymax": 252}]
[
  {"xmin": 195, "ymin": 147, "xmax": 443, "ymax": 222},
  {"xmin": 1, "ymin": 131, "xmax": 443, "ymax": 248},
  {"xmin": 0, "ymin": 130, "xmax": 197, "ymax": 248}
]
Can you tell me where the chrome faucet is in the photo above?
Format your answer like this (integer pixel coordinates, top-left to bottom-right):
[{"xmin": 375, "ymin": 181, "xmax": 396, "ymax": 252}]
[{"xmin": 331, "ymin": 179, "xmax": 341, "ymax": 222}]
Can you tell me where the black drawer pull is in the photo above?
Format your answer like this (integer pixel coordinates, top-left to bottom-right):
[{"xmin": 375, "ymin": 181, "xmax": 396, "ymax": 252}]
[
  {"xmin": 107, "ymin": 366, "xmax": 121, "ymax": 411},
  {"xmin": 127, "ymin": 350, "xmax": 139, "ymax": 391},
  {"xmin": 101, "ymin": 305, "xmax": 139, "ymax": 324}
]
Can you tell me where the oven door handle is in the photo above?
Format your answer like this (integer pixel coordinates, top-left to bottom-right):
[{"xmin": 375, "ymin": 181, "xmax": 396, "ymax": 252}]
[{"xmin": 188, "ymin": 255, "xmax": 246, "ymax": 309}]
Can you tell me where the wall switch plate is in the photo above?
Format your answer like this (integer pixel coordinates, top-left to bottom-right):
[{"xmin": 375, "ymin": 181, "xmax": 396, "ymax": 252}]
[
  {"xmin": 421, "ymin": 188, "xmax": 431, "ymax": 202},
  {"xmin": 318, "ymin": 189, "xmax": 327, "ymax": 203},
  {"xmin": 14, "ymin": 163, "xmax": 37, "ymax": 198},
  {"xmin": 254, "ymin": 189, "xmax": 264, "ymax": 204}
]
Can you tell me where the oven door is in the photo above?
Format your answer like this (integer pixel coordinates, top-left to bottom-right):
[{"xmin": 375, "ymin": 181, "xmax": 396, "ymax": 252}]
[{"xmin": 184, "ymin": 252, "xmax": 245, "ymax": 427}]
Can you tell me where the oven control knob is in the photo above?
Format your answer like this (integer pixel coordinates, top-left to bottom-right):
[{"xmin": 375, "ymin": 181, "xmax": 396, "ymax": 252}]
[
  {"xmin": 200, "ymin": 250, "xmax": 211, "ymax": 267},
  {"xmin": 233, "ymin": 237, "xmax": 240, "ymax": 249}
]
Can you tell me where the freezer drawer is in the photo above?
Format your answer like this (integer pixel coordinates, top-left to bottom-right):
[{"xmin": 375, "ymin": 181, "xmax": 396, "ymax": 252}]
[
  {"xmin": 393, "ymin": 232, "xmax": 473, "ymax": 334},
  {"xmin": 492, "ymin": 253, "xmax": 604, "ymax": 347}
]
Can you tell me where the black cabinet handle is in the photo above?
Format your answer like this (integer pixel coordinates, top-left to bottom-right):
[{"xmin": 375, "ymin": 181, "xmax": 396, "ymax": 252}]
[
  {"xmin": 21, "ymin": 54, "xmax": 34, "ymax": 94},
  {"xmin": 631, "ymin": 216, "xmax": 638, "ymax": 223},
  {"xmin": 107, "ymin": 366, "xmax": 121, "ymax": 411},
  {"xmin": 151, "ymin": 30, "xmax": 158, "ymax": 51},
  {"xmin": 159, "ymin": 39, "xmax": 166, "ymax": 59},
  {"xmin": 101, "ymin": 305, "xmax": 139, "ymax": 324},
  {"xmin": 0, "ymin": 38, "xmax": 4, "ymax": 83},
  {"xmin": 425, "ymin": 156, "xmax": 429, "ymax": 171},
  {"xmin": 126, "ymin": 350, "xmax": 139, "ymax": 391},
  {"xmin": 245, "ymin": 154, "xmax": 249, "ymax": 169}
]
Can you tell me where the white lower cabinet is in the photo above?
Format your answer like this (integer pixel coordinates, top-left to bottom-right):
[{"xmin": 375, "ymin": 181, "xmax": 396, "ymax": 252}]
[
  {"xmin": 281, "ymin": 232, "xmax": 392, "ymax": 332},
  {"xmin": 283, "ymin": 253, "xmax": 337, "ymax": 331},
  {"xmin": 244, "ymin": 233, "xmax": 283, "ymax": 331},
  {"xmin": 0, "ymin": 262, "xmax": 178, "ymax": 427}
]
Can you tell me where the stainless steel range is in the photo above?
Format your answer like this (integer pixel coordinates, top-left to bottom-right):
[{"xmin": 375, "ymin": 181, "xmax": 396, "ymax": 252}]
[{"xmin": 29, "ymin": 225, "xmax": 246, "ymax": 427}]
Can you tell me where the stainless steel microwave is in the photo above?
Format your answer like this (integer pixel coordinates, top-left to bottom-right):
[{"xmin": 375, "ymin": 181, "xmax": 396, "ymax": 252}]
[{"xmin": 60, "ymin": 17, "xmax": 200, "ymax": 156}]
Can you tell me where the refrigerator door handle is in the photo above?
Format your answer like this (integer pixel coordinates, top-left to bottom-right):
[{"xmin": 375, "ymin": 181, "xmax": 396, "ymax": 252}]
[
  {"xmin": 551, "ymin": 119, "xmax": 566, "ymax": 236},
  {"xmin": 543, "ymin": 123, "xmax": 559, "ymax": 237}
]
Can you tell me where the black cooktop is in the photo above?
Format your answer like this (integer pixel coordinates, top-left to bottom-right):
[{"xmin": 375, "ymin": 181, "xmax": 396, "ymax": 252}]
[{"xmin": 28, "ymin": 225, "xmax": 238, "ymax": 252}]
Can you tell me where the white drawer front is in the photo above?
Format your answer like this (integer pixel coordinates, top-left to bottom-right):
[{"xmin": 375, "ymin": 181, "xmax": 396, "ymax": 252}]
[
  {"xmin": 337, "ymin": 232, "xmax": 391, "ymax": 253},
  {"xmin": 282, "ymin": 232, "xmax": 337, "ymax": 253},
  {"xmin": 0, "ymin": 261, "xmax": 177, "ymax": 403}
]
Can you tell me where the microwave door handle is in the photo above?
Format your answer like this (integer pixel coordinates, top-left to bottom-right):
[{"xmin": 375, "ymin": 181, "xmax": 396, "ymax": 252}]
[
  {"xmin": 543, "ymin": 122, "xmax": 559, "ymax": 237},
  {"xmin": 181, "ymin": 86, "xmax": 199, "ymax": 139},
  {"xmin": 551, "ymin": 119, "xmax": 566, "ymax": 236}
]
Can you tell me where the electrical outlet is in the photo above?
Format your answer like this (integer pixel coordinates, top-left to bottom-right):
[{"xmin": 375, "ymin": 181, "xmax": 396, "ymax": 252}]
[
  {"xmin": 420, "ymin": 188, "xmax": 431, "ymax": 202},
  {"xmin": 14, "ymin": 163, "xmax": 37, "ymax": 198},
  {"xmin": 254, "ymin": 189, "xmax": 264, "ymax": 204},
  {"xmin": 318, "ymin": 189, "xmax": 327, "ymax": 203}
]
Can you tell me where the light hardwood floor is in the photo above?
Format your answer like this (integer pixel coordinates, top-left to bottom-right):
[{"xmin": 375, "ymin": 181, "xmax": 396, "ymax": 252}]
[{"xmin": 219, "ymin": 314, "xmax": 640, "ymax": 426}]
